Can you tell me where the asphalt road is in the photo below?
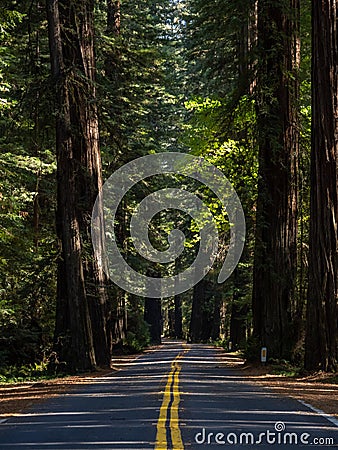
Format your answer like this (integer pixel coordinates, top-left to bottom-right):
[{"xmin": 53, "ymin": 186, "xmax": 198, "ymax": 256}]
[{"xmin": 0, "ymin": 341, "xmax": 337, "ymax": 449}]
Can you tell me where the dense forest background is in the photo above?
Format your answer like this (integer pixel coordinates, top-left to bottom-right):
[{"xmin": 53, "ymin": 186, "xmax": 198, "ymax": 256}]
[{"xmin": 0, "ymin": 0, "xmax": 337, "ymax": 378}]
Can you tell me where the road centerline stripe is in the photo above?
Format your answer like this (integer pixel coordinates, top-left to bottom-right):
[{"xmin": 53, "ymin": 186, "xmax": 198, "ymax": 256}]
[
  {"xmin": 170, "ymin": 364, "xmax": 184, "ymax": 449},
  {"xmin": 155, "ymin": 346, "xmax": 189, "ymax": 450},
  {"xmin": 156, "ymin": 369, "xmax": 174, "ymax": 450}
]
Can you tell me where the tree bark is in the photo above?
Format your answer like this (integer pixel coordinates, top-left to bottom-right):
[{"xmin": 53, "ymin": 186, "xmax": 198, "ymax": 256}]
[
  {"xmin": 47, "ymin": 0, "xmax": 109, "ymax": 371},
  {"xmin": 230, "ymin": 260, "xmax": 249, "ymax": 349},
  {"xmin": 107, "ymin": 0, "xmax": 120, "ymax": 36},
  {"xmin": 189, "ymin": 278, "xmax": 220, "ymax": 342},
  {"xmin": 174, "ymin": 293, "xmax": 183, "ymax": 339},
  {"xmin": 144, "ymin": 298, "xmax": 162, "ymax": 345},
  {"xmin": 189, "ymin": 280, "xmax": 205, "ymax": 342},
  {"xmin": 305, "ymin": 0, "xmax": 338, "ymax": 372},
  {"xmin": 252, "ymin": 0, "xmax": 300, "ymax": 359}
]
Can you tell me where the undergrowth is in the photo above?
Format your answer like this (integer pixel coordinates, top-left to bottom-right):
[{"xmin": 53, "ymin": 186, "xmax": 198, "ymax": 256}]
[{"xmin": 0, "ymin": 362, "xmax": 66, "ymax": 383}]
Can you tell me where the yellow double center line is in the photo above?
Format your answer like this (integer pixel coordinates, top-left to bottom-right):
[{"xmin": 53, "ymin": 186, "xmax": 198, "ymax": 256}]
[{"xmin": 155, "ymin": 345, "xmax": 189, "ymax": 450}]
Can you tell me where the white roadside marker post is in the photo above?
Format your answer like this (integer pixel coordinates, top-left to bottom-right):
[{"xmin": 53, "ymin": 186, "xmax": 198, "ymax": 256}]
[{"xmin": 261, "ymin": 347, "xmax": 267, "ymax": 365}]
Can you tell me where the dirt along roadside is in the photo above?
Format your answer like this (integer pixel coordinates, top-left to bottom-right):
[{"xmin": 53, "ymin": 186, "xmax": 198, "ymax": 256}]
[
  {"xmin": 241, "ymin": 366, "xmax": 338, "ymax": 419},
  {"xmin": 1, "ymin": 345, "xmax": 337, "ymax": 423},
  {"xmin": 0, "ymin": 368, "xmax": 113, "ymax": 420},
  {"xmin": 0, "ymin": 344, "xmax": 165, "ymax": 421},
  {"xmin": 0, "ymin": 352, "xmax": 143, "ymax": 421},
  {"xmin": 217, "ymin": 350, "xmax": 338, "ymax": 420}
]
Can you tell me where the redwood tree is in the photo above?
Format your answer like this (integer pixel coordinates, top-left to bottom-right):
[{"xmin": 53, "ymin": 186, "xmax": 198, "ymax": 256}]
[
  {"xmin": 305, "ymin": 0, "xmax": 338, "ymax": 372},
  {"xmin": 46, "ymin": 0, "xmax": 109, "ymax": 371},
  {"xmin": 144, "ymin": 299, "xmax": 162, "ymax": 345},
  {"xmin": 252, "ymin": 0, "xmax": 300, "ymax": 359}
]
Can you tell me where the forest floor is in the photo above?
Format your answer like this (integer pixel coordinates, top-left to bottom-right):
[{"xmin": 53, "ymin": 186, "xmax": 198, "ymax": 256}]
[
  {"xmin": 0, "ymin": 367, "xmax": 113, "ymax": 419},
  {"xmin": 241, "ymin": 365, "xmax": 338, "ymax": 418},
  {"xmin": 0, "ymin": 347, "xmax": 337, "ymax": 421},
  {"xmin": 221, "ymin": 352, "xmax": 338, "ymax": 419},
  {"xmin": 0, "ymin": 349, "xmax": 154, "ymax": 420}
]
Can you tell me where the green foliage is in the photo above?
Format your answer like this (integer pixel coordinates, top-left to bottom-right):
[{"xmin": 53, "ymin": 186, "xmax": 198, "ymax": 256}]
[
  {"xmin": 0, "ymin": 321, "xmax": 41, "ymax": 366},
  {"xmin": 96, "ymin": 0, "xmax": 186, "ymax": 170},
  {"xmin": 242, "ymin": 336, "xmax": 262, "ymax": 362},
  {"xmin": 124, "ymin": 329, "xmax": 150, "ymax": 354},
  {"xmin": 184, "ymin": 0, "xmax": 247, "ymax": 97},
  {"xmin": 213, "ymin": 338, "xmax": 232, "ymax": 351},
  {"xmin": 0, "ymin": 149, "xmax": 57, "ymax": 365},
  {"xmin": 182, "ymin": 89, "xmax": 258, "ymax": 340},
  {"xmin": 0, "ymin": 0, "xmax": 57, "ymax": 369},
  {"xmin": 0, "ymin": 361, "xmax": 65, "ymax": 383},
  {"xmin": 0, "ymin": 0, "xmax": 317, "ymax": 367},
  {"xmin": 123, "ymin": 303, "xmax": 151, "ymax": 353},
  {"xmin": 269, "ymin": 359, "xmax": 302, "ymax": 377}
]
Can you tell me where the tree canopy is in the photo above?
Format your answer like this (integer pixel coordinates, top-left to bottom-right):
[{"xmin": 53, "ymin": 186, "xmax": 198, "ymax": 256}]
[{"xmin": 0, "ymin": 0, "xmax": 337, "ymax": 377}]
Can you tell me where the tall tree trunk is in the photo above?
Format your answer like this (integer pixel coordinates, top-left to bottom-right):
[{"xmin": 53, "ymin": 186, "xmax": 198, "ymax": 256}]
[
  {"xmin": 189, "ymin": 278, "xmax": 219, "ymax": 342},
  {"xmin": 107, "ymin": 0, "xmax": 121, "ymax": 37},
  {"xmin": 174, "ymin": 293, "xmax": 183, "ymax": 339},
  {"xmin": 305, "ymin": 0, "xmax": 338, "ymax": 372},
  {"xmin": 237, "ymin": 0, "xmax": 258, "ymax": 95},
  {"xmin": 189, "ymin": 279, "xmax": 206, "ymax": 342},
  {"xmin": 210, "ymin": 292, "xmax": 221, "ymax": 341},
  {"xmin": 252, "ymin": 0, "xmax": 300, "ymax": 359},
  {"xmin": 47, "ymin": 0, "xmax": 109, "ymax": 371},
  {"xmin": 144, "ymin": 298, "xmax": 162, "ymax": 345},
  {"xmin": 167, "ymin": 307, "xmax": 175, "ymax": 337},
  {"xmin": 230, "ymin": 257, "xmax": 249, "ymax": 348}
]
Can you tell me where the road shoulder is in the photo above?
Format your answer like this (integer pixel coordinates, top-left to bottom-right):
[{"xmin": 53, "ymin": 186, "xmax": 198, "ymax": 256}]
[{"xmin": 216, "ymin": 349, "xmax": 338, "ymax": 420}]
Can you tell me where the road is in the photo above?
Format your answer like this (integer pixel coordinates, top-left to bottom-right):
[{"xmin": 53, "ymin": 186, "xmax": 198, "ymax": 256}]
[{"xmin": 0, "ymin": 341, "xmax": 337, "ymax": 449}]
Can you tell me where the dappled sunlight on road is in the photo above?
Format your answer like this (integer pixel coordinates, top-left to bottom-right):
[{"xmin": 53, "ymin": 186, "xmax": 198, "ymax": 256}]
[
  {"xmin": 1, "ymin": 342, "xmax": 337, "ymax": 449},
  {"xmin": 179, "ymin": 345, "xmax": 338, "ymax": 448}
]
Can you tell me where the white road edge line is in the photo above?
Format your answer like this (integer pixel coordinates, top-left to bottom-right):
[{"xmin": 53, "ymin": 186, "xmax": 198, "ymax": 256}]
[{"xmin": 298, "ymin": 400, "xmax": 338, "ymax": 428}]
